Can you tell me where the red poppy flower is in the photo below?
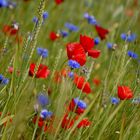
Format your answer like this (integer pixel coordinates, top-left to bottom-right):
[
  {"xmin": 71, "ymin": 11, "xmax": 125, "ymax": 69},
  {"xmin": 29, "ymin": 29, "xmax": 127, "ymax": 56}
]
[
  {"xmin": 93, "ymin": 78, "xmax": 101, "ymax": 86},
  {"xmin": 66, "ymin": 43, "xmax": 86, "ymax": 66},
  {"xmin": 8, "ymin": 67, "xmax": 20, "ymax": 76},
  {"xmin": 68, "ymin": 99, "xmax": 85, "ymax": 115},
  {"xmin": 77, "ymin": 118, "xmax": 91, "ymax": 128},
  {"xmin": 33, "ymin": 115, "xmax": 55, "ymax": 132},
  {"xmin": 74, "ymin": 75, "xmax": 91, "ymax": 94},
  {"xmin": 8, "ymin": 67, "xmax": 14, "ymax": 74},
  {"xmin": 75, "ymin": 107, "xmax": 85, "ymax": 115},
  {"xmin": 118, "ymin": 86, "xmax": 133, "ymax": 100},
  {"xmin": 55, "ymin": 0, "xmax": 64, "ymax": 5},
  {"xmin": 88, "ymin": 49, "xmax": 101, "ymax": 58},
  {"xmin": 95, "ymin": 25, "xmax": 109, "ymax": 40},
  {"xmin": 2, "ymin": 25, "xmax": 18, "ymax": 36},
  {"xmin": 38, "ymin": 119, "xmax": 45, "ymax": 128},
  {"xmin": 80, "ymin": 35, "xmax": 94, "ymax": 52},
  {"xmin": 49, "ymin": 31, "xmax": 60, "ymax": 41},
  {"xmin": 61, "ymin": 114, "xmax": 75, "ymax": 129},
  {"xmin": 29, "ymin": 63, "xmax": 50, "ymax": 79},
  {"xmin": 33, "ymin": 116, "xmax": 45, "ymax": 128}
]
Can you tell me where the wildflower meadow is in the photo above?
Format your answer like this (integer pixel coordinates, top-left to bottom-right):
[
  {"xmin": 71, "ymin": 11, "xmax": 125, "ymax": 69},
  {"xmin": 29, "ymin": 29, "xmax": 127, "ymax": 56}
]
[{"xmin": 0, "ymin": 0, "xmax": 140, "ymax": 139}]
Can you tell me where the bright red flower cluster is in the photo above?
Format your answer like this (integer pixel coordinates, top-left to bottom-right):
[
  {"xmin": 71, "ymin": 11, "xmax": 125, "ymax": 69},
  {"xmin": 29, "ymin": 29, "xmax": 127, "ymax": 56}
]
[
  {"xmin": 61, "ymin": 114, "xmax": 75, "ymax": 129},
  {"xmin": 54, "ymin": 70, "xmax": 91, "ymax": 94},
  {"xmin": 55, "ymin": 0, "xmax": 64, "ymax": 5},
  {"xmin": 61, "ymin": 114, "xmax": 91, "ymax": 129},
  {"xmin": 67, "ymin": 42, "xmax": 86, "ymax": 66},
  {"xmin": 74, "ymin": 75, "xmax": 91, "ymax": 94},
  {"xmin": 29, "ymin": 63, "xmax": 50, "ymax": 79},
  {"xmin": 118, "ymin": 86, "xmax": 133, "ymax": 100},
  {"xmin": 49, "ymin": 31, "xmax": 60, "ymax": 41},
  {"xmin": 93, "ymin": 78, "xmax": 101, "ymax": 86},
  {"xmin": 76, "ymin": 117, "xmax": 91, "ymax": 129},
  {"xmin": 2, "ymin": 24, "xmax": 22, "ymax": 44},
  {"xmin": 68, "ymin": 99, "xmax": 85, "ymax": 115},
  {"xmin": 80, "ymin": 35, "xmax": 94, "ymax": 52},
  {"xmin": 66, "ymin": 35, "xmax": 101, "ymax": 66},
  {"xmin": 2, "ymin": 25, "xmax": 18, "ymax": 36},
  {"xmin": 32, "ymin": 115, "xmax": 54, "ymax": 133},
  {"xmin": 95, "ymin": 25, "xmax": 109, "ymax": 40}
]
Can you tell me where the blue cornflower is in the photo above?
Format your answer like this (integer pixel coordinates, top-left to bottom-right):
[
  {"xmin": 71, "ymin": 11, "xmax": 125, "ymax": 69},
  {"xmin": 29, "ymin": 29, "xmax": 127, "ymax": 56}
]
[
  {"xmin": 127, "ymin": 33, "xmax": 136, "ymax": 42},
  {"xmin": 33, "ymin": 17, "xmax": 38, "ymax": 24},
  {"xmin": 68, "ymin": 60, "xmax": 80, "ymax": 69},
  {"xmin": 121, "ymin": 33, "xmax": 127, "ymax": 40},
  {"xmin": 84, "ymin": 13, "xmax": 97, "ymax": 25},
  {"xmin": 1, "ymin": 78, "xmax": 9, "ymax": 85},
  {"xmin": 60, "ymin": 30, "xmax": 69, "ymax": 37},
  {"xmin": 107, "ymin": 42, "xmax": 113, "ymax": 49},
  {"xmin": 111, "ymin": 97, "xmax": 120, "ymax": 105},
  {"xmin": 132, "ymin": 98, "xmax": 140, "ymax": 104},
  {"xmin": 0, "ymin": 0, "xmax": 8, "ymax": 7},
  {"xmin": 127, "ymin": 51, "xmax": 138, "ymax": 59},
  {"xmin": 65, "ymin": 23, "xmax": 79, "ymax": 32},
  {"xmin": 40, "ymin": 109, "xmax": 53, "ymax": 119},
  {"xmin": 0, "ymin": 74, "xmax": 4, "ymax": 82},
  {"xmin": 74, "ymin": 98, "xmax": 87, "ymax": 109},
  {"xmin": 121, "ymin": 33, "xmax": 137, "ymax": 42},
  {"xmin": 38, "ymin": 94, "xmax": 49, "ymax": 107},
  {"xmin": 0, "ymin": 74, "xmax": 9, "ymax": 85},
  {"xmin": 94, "ymin": 37, "xmax": 100, "ymax": 45},
  {"xmin": 33, "ymin": 12, "xmax": 48, "ymax": 24},
  {"xmin": 68, "ymin": 72, "xmax": 74, "ymax": 79},
  {"xmin": 42, "ymin": 12, "xmax": 48, "ymax": 20},
  {"xmin": 37, "ymin": 47, "xmax": 48, "ymax": 58}
]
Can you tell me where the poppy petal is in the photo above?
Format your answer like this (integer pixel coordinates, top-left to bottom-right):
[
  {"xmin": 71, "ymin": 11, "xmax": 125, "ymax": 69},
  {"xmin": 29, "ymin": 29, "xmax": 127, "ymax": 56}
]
[
  {"xmin": 88, "ymin": 49, "xmax": 101, "ymax": 58},
  {"xmin": 118, "ymin": 86, "xmax": 133, "ymax": 100},
  {"xmin": 95, "ymin": 25, "xmax": 109, "ymax": 40}
]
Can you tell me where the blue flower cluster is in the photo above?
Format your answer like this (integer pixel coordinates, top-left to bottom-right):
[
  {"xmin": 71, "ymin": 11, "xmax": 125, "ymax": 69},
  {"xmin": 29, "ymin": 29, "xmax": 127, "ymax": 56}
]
[
  {"xmin": 127, "ymin": 51, "xmax": 138, "ymax": 59},
  {"xmin": 68, "ymin": 60, "xmax": 80, "ymax": 69},
  {"xmin": 84, "ymin": 13, "xmax": 97, "ymax": 25},
  {"xmin": 0, "ymin": 74, "xmax": 9, "ymax": 85},
  {"xmin": 65, "ymin": 22, "xmax": 79, "ymax": 32},
  {"xmin": 60, "ymin": 30, "xmax": 69, "ymax": 37},
  {"xmin": 68, "ymin": 71, "xmax": 74, "ymax": 79},
  {"xmin": 33, "ymin": 11, "xmax": 48, "ymax": 24},
  {"xmin": 107, "ymin": 42, "xmax": 113, "ymax": 49},
  {"xmin": 121, "ymin": 33, "xmax": 136, "ymax": 42},
  {"xmin": 0, "ymin": 0, "xmax": 16, "ymax": 9},
  {"xmin": 37, "ymin": 47, "xmax": 48, "ymax": 58},
  {"xmin": 111, "ymin": 97, "xmax": 120, "ymax": 105},
  {"xmin": 37, "ymin": 94, "xmax": 49, "ymax": 107},
  {"xmin": 94, "ymin": 37, "xmax": 100, "ymax": 45},
  {"xmin": 74, "ymin": 97, "xmax": 87, "ymax": 109},
  {"xmin": 42, "ymin": 12, "xmax": 48, "ymax": 20},
  {"xmin": 40, "ymin": 109, "xmax": 53, "ymax": 119},
  {"xmin": 0, "ymin": 0, "xmax": 8, "ymax": 7},
  {"xmin": 37, "ymin": 93, "xmax": 53, "ymax": 119}
]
